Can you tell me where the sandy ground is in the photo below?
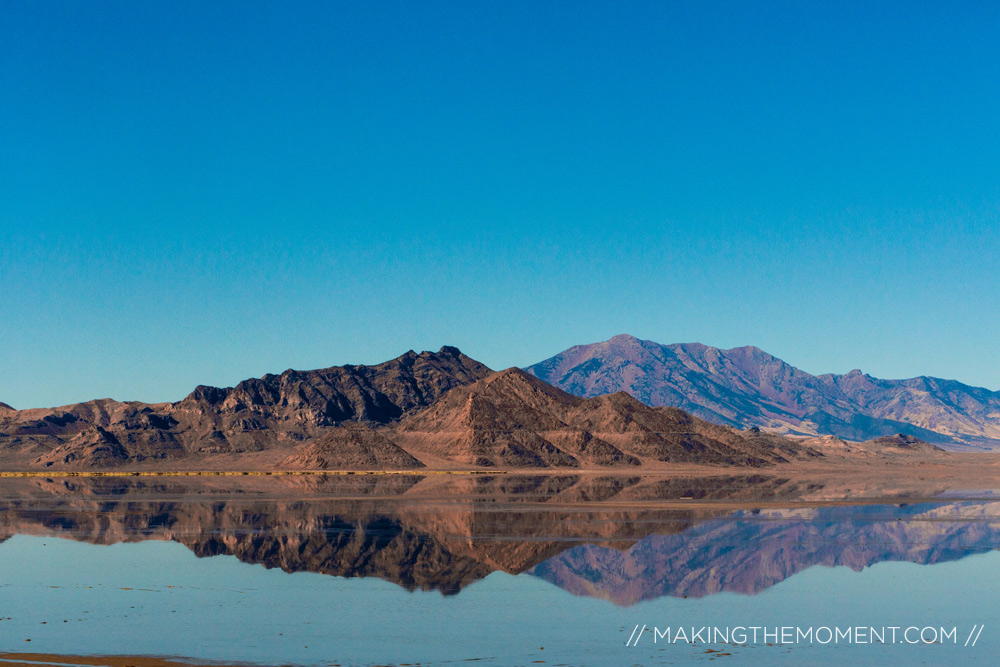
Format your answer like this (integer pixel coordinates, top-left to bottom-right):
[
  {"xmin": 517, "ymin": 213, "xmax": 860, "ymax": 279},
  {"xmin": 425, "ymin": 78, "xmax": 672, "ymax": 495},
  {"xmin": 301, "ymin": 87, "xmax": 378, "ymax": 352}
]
[{"xmin": 0, "ymin": 654, "xmax": 255, "ymax": 667}]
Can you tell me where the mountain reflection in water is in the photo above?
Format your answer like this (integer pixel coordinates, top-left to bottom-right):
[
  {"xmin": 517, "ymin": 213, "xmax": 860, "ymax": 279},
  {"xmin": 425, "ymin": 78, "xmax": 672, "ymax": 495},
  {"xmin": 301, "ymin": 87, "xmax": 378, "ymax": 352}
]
[{"xmin": 0, "ymin": 473, "xmax": 997, "ymax": 604}]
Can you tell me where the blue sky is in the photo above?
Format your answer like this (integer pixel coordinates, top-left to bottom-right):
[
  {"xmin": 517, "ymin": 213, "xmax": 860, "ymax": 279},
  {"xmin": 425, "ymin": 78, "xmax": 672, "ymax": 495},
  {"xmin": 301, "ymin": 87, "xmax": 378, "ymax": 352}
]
[{"xmin": 2, "ymin": 1, "xmax": 999, "ymax": 409}]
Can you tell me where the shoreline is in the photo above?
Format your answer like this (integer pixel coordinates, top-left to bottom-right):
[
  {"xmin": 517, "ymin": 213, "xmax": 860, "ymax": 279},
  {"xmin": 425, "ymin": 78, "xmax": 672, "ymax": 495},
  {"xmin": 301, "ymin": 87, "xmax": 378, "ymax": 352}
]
[
  {"xmin": 0, "ymin": 469, "xmax": 505, "ymax": 478},
  {"xmin": 1, "ymin": 450, "xmax": 999, "ymax": 477}
]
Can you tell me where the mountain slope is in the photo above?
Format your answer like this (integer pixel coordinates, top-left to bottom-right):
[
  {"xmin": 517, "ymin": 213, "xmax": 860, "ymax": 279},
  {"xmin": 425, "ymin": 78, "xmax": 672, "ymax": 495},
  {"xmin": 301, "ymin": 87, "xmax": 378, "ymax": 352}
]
[
  {"xmin": 394, "ymin": 369, "xmax": 633, "ymax": 468},
  {"xmin": 280, "ymin": 425, "xmax": 424, "ymax": 470},
  {"xmin": 526, "ymin": 334, "xmax": 1000, "ymax": 449},
  {"xmin": 393, "ymin": 368, "xmax": 813, "ymax": 467}
]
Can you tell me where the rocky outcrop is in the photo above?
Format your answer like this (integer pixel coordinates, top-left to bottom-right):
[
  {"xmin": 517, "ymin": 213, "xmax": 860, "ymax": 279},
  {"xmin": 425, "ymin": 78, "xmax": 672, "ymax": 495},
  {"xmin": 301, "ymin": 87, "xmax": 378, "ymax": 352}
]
[
  {"xmin": 176, "ymin": 345, "xmax": 491, "ymax": 426},
  {"xmin": 865, "ymin": 433, "xmax": 943, "ymax": 452},
  {"xmin": 280, "ymin": 425, "xmax": 424, "ymax": 470},
  {"xmin": 33, "ymin": 426, "xmax": 131, "ymax": 467}
]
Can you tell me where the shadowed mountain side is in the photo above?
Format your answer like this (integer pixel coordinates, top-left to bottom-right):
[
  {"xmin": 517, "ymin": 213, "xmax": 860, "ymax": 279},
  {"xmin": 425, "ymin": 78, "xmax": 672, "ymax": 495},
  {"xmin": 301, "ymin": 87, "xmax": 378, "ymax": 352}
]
[
  {"xmin": 529, "ymin": 501, "xmax": 1000, "ymax": 604},
  {"xmin": 392, "ymin": 368, "xmax": 818, "ymax": 468},
  {"xmin": 526, "ymin": 335, "xmax": 1000, "ymax": 449},
  {"xmin": 0, "ymin": 347, "xmax": 491, "ymax": 470},
  {"xmin": 176, "ymin": 345, "xmax": 491, "ymax": 427}
]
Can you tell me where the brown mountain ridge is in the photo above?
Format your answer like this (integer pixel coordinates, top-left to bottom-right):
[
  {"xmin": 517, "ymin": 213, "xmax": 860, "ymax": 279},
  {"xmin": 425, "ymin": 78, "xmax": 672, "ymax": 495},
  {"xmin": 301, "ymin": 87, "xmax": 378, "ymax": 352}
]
[{"xmin": 0, "ymin": 346, "xmax": 488, "ymax": 470}]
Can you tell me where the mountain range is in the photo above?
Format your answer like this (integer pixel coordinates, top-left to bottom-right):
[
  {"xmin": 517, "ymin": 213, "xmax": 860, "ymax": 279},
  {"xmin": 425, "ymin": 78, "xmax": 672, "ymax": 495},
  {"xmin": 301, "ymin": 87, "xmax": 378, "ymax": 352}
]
[
  {"xmin": 1, "ymin": 346, "xmax": 843, "ymax": 471},
  {"xmin": 0, "ymin": 339, "xmax": 968, "ymax": 471},
  {"xmin": 526, "ymin": 334, "xmax": 1000, "ymax": 449}
]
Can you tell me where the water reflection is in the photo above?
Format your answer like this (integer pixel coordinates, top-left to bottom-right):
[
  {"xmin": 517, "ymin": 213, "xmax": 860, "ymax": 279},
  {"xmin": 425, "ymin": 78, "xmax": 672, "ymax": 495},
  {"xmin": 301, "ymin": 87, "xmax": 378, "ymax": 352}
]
[
  {"xmin": 0, "ymin": 474, "xmax": 997, "ymax": 603},
  {"xmin": 531, "ymin": 502, "xmax": 1000, "ymax": 603}
]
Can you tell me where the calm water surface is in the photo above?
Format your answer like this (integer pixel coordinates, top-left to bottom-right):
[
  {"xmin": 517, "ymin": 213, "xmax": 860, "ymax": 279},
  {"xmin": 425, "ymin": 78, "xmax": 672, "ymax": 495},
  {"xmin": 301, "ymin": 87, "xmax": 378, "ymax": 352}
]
[{"xmin": 0, "ymin": 474, "xmax": 997, "ymax": 665}]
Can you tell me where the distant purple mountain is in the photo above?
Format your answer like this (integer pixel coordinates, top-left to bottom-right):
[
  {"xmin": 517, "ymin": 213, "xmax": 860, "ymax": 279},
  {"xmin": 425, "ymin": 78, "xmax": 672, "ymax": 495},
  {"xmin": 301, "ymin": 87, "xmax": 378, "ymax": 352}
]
[{"xmin": 525, "ymin": 334, "xmax": 1000, "ymax": 449}]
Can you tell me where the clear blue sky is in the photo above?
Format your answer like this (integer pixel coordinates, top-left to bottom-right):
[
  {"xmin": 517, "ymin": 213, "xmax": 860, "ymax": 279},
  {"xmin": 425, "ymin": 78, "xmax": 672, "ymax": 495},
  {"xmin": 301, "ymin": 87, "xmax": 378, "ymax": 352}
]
[{"xmin": 2, "ymin": 1, "xmax": 999, "ymax": 409}]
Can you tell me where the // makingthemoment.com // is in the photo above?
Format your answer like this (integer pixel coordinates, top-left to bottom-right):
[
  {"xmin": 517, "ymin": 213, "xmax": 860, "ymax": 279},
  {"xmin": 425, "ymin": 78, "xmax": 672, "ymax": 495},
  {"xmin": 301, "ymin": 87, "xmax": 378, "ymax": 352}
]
[{"xmin": 624, "ymin": 624, "xmax": 985, "ymax": 647}]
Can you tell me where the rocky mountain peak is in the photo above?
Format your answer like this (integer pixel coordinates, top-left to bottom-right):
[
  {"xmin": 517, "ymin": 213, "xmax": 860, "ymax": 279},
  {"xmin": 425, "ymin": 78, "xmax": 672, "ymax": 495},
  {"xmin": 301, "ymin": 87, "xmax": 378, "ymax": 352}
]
[{"xmin": 608, "ymin": 333, "xmax": 642, "ymax": 345}]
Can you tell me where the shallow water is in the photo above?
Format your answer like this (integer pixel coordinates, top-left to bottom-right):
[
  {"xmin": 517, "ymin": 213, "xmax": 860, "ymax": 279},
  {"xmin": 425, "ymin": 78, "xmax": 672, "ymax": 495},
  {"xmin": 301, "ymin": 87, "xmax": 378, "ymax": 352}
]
[{"xmin": 0, "ymin": 474, "xmax": 997, "ymax": 665}]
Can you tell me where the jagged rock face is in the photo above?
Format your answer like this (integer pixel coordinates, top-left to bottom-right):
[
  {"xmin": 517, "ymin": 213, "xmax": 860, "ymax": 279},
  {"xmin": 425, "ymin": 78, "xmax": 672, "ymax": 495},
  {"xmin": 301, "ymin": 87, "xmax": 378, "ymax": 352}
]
[
  {"xmin": 0, "ymin": 347, "xmax": 492, "ymax": 469},
  {"xmin": 178, "ymin": 345, "xmax": 491, "ymax": 425},
  {"xmin": 526, "ymin": 334, "xmax": 1000, "ymax": 448}
]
